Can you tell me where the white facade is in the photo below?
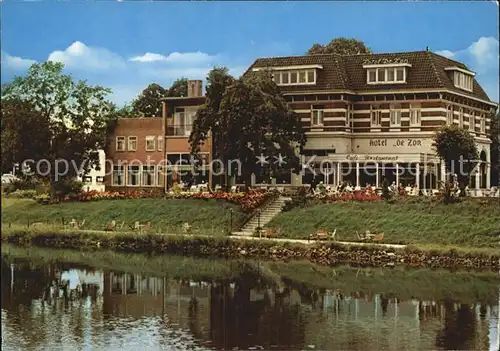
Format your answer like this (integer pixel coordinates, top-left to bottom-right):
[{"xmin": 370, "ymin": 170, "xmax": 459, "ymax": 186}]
[{"xmin": 77, "ymin": 150, "xmax": 106, "ymax": 192}]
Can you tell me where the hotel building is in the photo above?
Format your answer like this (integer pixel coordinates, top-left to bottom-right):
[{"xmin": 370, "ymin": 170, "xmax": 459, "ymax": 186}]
[
  {"xmin": 247, "ymin": 51, "xmax": 497, "ymax": 191},
  {"xmin": 105, "ymin": 51, "xmax": 497, "ymax": 192}
]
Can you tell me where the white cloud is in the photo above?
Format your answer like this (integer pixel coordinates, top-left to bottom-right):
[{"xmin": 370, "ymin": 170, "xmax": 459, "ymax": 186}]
[
  {"xmin": 2, "ymin": 40, "xmax": 291, "ymax": 106},
  {"xmin": 1, "ymin": 51, "xmax": 37, "ymax": 70},
  {"xmin": 435, "ymin": 50, "xmax": 455, "ymax": 59},
  {"xmin": 467, "ymin": 36, "xmax": 499, "ymax": 70},
  {"xmin": 435, "ymin": 36, "xmax": 499, "ymax": 102},
  {"xmin": 129, "ymin": 51, "xmax": 216, "ymax": 64},
  {"xmin": 48, "ymin": 41, "xmax": 126, "ymax": 70}
]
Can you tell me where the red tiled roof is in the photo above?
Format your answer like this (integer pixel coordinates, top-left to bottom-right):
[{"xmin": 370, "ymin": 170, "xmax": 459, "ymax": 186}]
[{"xmin": 247, "ymin": 51, "xmax": 492, "ymax": 102}]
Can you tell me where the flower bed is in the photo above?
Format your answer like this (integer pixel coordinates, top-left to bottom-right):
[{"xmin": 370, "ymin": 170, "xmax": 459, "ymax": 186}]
[
  {"xmin": 309, "ymin": 190, "xmax": 381, "ymax": 202},
  {"xmin": 39, "ymin": 188, "xmax": 275, "ymax": 213}
]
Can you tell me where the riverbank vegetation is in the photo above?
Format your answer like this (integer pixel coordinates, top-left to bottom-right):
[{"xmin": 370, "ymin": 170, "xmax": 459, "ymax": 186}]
[
  {"xmin": 2, "ymin": 225, "xmax": 499, "ymax": 270},
  {"xmin": 3, "ymin": 244, "xmax": 499, "ymax": 305},
  {"xmin": 267, "ymin": 197, "xmax": 500, "ymax": 247}
]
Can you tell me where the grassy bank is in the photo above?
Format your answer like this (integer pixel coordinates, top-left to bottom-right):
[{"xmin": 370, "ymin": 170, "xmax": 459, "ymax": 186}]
[
  {"xmin": 3, "ymin": 244, "xmax": 499, "ymax": 305},
  {"xmin": 2, "ymin": 225, "xmax": 499, "ymax": 270},
  {"xmin": 266, "ymin": 198, "xmax": 500, "ymax": 247},
  {"xmin": 1, "ymin": 197, "xmax": 244, "ymax": 235}
]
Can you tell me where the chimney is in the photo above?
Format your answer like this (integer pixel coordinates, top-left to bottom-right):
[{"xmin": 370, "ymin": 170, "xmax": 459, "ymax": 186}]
[{"xmin": 187, "ymin": 80, "xmax": 203, "ymax": 98}]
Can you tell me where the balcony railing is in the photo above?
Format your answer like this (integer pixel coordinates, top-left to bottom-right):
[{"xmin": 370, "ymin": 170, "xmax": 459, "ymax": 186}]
[{"xmin": 166, "ymin": 124, "xmax": 192, "ymax": 137}]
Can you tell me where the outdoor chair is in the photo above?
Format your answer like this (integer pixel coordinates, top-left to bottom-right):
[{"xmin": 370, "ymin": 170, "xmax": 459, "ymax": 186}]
[
  {"xmin": 104, "ymin": 220, "xmax": 116, "ymax": 231},
  {"xmin": 371, "ymin": 233, "xmax": 385, "ymax": 242},
  {"xmin": 261, "ymin": 228, "xmax": 280, "ymax": 238},
  {"xmin": 76, "ymin": 219, "xmax": 86, "ymax": 229},
  {"xmin": 182, "ymin": 222, "xmax": 192, "ymax": 233}
]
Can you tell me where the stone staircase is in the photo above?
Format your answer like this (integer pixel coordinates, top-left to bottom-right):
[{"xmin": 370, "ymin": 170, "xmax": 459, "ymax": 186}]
[{"xmin": 232, "ymin": 196, "xmax": 290, "ymax": 236}]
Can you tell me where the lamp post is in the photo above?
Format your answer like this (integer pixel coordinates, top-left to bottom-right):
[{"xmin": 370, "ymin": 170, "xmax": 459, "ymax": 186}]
[
  {"xmin": 229, "ymin": 208, "xmax": 233, "ymax": 234},
  {"xmin": 257, "ymin": 209, "xmax": 261, "ymax": 238}
]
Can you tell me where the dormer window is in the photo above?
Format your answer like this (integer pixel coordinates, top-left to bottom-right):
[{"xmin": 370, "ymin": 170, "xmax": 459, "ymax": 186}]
[
  {"xmin": 364, "ymin": 62, "xmax": 411, "ymax": 85},
  {"xmin": 445, "ymin": 67, "xmax": 474, "ymax": 92},
  {"xmin": 254, "ymin": 65, "xmax": 322, "ymax": 86}
]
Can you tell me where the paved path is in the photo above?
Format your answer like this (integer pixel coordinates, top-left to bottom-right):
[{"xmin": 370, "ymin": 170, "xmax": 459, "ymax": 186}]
[{"xmin": 229, "ymin": 235, "xmax": 407, "ymax": 249}]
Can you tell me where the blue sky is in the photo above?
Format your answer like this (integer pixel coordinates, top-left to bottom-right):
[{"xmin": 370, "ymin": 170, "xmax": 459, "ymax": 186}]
[{"xmin": 2, "ymin": 1, "xmax": 499, "ymax": 106}]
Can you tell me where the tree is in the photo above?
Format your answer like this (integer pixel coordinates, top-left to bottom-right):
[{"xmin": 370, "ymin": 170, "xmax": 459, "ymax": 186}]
[
  {"xmin": 167, "ymin": 77, "xmax": 188, "ymax": 97},
  {"xmin": 307, "ymin": 37, "xmax": 372, "ymax": 55},
  {"xmin": 1, "ymin": 61, "xmax": 115, "ymax": 197},
  {"xmin": 489, "ymin": 112, "xmax": 499, "ymax": 186},
  {"xmin": 190, "ymin": 67, "xmax": 307, "ymax": 187},
  {"xmin": 1, "ymin": 99, "xmax": 51, "ymax": 174},
  {"xmin": 131, "ymin": 83, "xmax": 166, "ymax": 117},
  {"xmin": 432, "ymin": 126, "xmax": 478, "ymax": 188}
]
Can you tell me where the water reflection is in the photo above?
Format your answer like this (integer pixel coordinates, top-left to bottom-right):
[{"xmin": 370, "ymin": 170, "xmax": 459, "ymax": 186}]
[{"xmin": 2, "ymin": 257, "xmax": 499, "ymax": 350}]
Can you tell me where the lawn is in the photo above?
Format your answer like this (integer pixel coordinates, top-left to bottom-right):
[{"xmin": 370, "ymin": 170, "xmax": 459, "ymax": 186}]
[
  {"xmin": 265, "ymin": 197, "xmax": 500, "ymax": 247},
  {"xmin": 1, "ymin": 197, "xmax": 244, "ymax": 235}
]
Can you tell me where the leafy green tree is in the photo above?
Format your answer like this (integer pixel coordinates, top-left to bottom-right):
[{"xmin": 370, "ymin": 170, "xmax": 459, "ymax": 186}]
[
  {"xmin": 489, "ymin": 112, "xmax": 499, "ymax": 186},
  {"xmin": 167, "ymin": 77, "xmax": 188, "ymax": 97},
  {"xmin": 190, "ymin": 67, "xmax": 307, "ymax": 187},
  {"xmin": 432, "ymin": 126, "xmax": 478, "ymax": 188},
  {"xmin": 307, "ymin": 37, "xmax": 373, "ymax": 55},
  {"xmin": 131, "ymin": 83, "xmax": 166, "ymax": 117},
  {"xmin": 1, "ymin": 61, "xmax": 115, "ymax": 196},
  {"xmin": 1, "ymin": 99, "xmax": 51, "ymax": 174}
]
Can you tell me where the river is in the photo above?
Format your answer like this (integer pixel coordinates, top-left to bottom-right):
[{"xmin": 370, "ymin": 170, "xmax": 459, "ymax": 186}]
[{"xmin": 1, "ymin": 244, "xmax": 499, "ymax": 350}]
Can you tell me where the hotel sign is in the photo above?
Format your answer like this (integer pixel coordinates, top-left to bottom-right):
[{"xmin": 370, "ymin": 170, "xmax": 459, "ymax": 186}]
[
  {"xmin": 362, "ymin": 58, "xmax": 409, "ymax": 65},
  {"xmin": 369, "ymin": 138, "xmax": 423, "ymax": 148}
]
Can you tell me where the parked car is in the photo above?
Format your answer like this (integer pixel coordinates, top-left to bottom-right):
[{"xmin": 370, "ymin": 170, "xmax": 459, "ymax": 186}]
[{"xmin": 1, "ymin": 174, "xmax": 20, "ymax": 184}]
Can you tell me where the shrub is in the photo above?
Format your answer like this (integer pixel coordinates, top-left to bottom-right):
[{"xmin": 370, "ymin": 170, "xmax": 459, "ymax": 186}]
[
  {"xmin": 51, "ymin": 179, "xmax": 83, "ymax": 200},
  {"xmin": 9, "ymin": 189, "xmax": 38, "ymax": 199}
]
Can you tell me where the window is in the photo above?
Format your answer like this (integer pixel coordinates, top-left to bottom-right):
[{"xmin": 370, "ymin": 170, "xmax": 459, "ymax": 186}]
[
  {"xmin": 96, "ymin": 176, "xmax": 104, "ymax": 183},
  {"xmin": 370, "ymin": 105, "xmax": 381, "ymax": 127},
  {"xmin": 157, "ymin": 165, "xmax": 164, "ymax": 187},
  {"xmin": 282, "ymin": 72, "xmax": 289, "ymax": 84},
  {"xmin": 346, "ymin": 104, "xmax": 353, "ymax": 127},
  {"xmin": 146, "ymin": 136, "xmax": 155, "ymax": 151},
  {"xmin": 446, "ymin": 105, "xmax": 454, "ymax": 125},
  {"xmin": 127, "ymin": 165, "xmax": 140, "ymax": 186},
  {"xmin": 469, "ymin": 111, "xmax": 475, "ymax": 131},
  {"xmin": 389, "ymin": 104, "xmax": 401, "ymax": 126},
  {"xmin": 142, "ymin": 165, "xmax": 155, "ymax": 186},
  {"xmin": 409, "ymin": 104, "xmax": 421, "ymax": 126},
  {"xmin": 307, "ymin": 70, "xmax": 315, "ymax": 83},
  {"xmin": 367, "ymin": 67, "xmax": 406, "ymax": 84},
  {"xmin": 368, "ymin": 70, "xmax": 376, "ymax": 83},
  {"xmin": 311, "ymin": 105, "xmax": 324, "ymax": 126},
  {"xmin": 299, "ymin": 71, "xmax": 306, "ymax": 83},
  {"xmin": 116, "ymin": 136, "xmax": 125, "ymax": 151},
  {"xmin": 273, "ymin": 72, "xmax": 281, "ymax": 84},
  {"xmin": 453, "ymin": 72, "xmax": 473, "ymax": 92},
  {"xmin": 396, "ymin": 68, "xmax": 405, "ymax": 82},
  {"xmin": 128, "ymin": 136, "xmax": 137, "ymax": 151},
  {"xmin": 458, "ymin": 108, "xmax": 464, "ymax": 128},
  {"xmin": 112, "ymin": 165, "xmax": 125, "ymax": 186},
  {"xmin": 83, "ymin": 176, "xmax": 92, "ymax": 184},
  {"xmin": 174, "ymin": 109, "xmax": 197, "ymax": 136},
  {"xmin": 273, "ymin": 70, "xmax": 316, "ymax": 86},
  {"xmin": 158, "ymin": 136, "xmax": 164, "ymax": 151},
  {"xmin": 480, "ymin": 114, "xmax": 486, "ymax": 133},
  {"xmin": 377, "ymin": 68, "xmax": 386, "ymax": 82}
]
